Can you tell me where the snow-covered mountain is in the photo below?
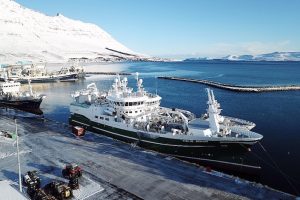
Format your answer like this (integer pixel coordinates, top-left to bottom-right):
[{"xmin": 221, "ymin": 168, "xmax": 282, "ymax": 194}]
[
  {"xmin": 184, "ymin": 52, "xmax": 300, "ymax": 62},
  {"xmin": 0, "ymin": 0, "xmax": 149, "ymax": 64},
  {"xmin": 222, "ymin": 52, "xmax": 300, "ymax": 61}
]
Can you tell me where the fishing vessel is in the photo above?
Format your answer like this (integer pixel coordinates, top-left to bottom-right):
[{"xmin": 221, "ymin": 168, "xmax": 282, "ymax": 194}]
[
  {"xmin": 69, "ymin": 73, "xmax": 263, "ymax": 160},
  {"xmin": 1, "ymin": 64, "xmax": 85, "ymax": 83},
  {"xmin": 18, "ymin": 65, "xmax": 84, "ymax": 83},
  {"xmin": 0, "ymin": 79, "xmax": 46, "ymax": 114}
]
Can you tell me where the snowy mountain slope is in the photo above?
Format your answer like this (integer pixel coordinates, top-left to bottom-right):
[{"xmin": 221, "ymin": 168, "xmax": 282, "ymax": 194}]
[
  {"xmin": 0, "ymin": 0, "xmax": 138, "ymax": 63},
  {"xmin": 222, "ymin": 52, "xmax": 300, "ymax": 61},
  {"xmin": 253, "ymin": 52, "xmax": 300, "ymax": 61},
  {"xmin": 185, "ymin": 52, "xmax": 300, "ymax": 62}
]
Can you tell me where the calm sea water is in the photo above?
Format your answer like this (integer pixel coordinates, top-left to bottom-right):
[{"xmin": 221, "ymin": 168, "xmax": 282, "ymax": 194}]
[{"xmin": 6, "ymin": 61, "xmax": 300, "ymax": 195}]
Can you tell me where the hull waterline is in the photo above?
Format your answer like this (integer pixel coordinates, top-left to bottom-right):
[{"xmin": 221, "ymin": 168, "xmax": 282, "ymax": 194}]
[
  {"xmin": 69, "ymin": 114, "xmax": 261, "ymax": 175},
  {"xmin": 0, "ymin": 99, "xmax": 43, "ymax": 115}
]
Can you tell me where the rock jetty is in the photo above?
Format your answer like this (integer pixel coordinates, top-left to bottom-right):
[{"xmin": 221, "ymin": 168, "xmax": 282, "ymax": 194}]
[{"xmin": 158, "ymin": 76, "xmax": 300, "ymax": 92}]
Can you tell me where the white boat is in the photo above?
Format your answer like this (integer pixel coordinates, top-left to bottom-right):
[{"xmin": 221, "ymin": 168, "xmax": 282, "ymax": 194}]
[{"xmin": 69, "ymin": 73, "xmax": 263, "ymax": 159}]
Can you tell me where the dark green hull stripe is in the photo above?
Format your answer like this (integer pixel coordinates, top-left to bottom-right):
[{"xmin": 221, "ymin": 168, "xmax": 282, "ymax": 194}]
[
  {"xmin": 72, "ymin": 119, "xmax": 216, "ymax": 148},
  {"xmin": 69, "ymin": 115, "xmax": 257, "ymax": 149}
]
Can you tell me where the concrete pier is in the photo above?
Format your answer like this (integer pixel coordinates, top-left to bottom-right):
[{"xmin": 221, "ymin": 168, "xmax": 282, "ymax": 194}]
[
  {"xmin": 158, "ymin": 76, "xmax": 300, "ymax": 92},
  {"xmin": 0, "ymin": 114, "xmax": 295, "ymax": 199}
]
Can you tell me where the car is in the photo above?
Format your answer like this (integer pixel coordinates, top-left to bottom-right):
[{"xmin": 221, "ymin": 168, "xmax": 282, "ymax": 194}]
[
  {"xmin": 23, "ymin": 171, "xmax": 41, "ymax": 189},
  {"xmin": 44, "ymin": 181, "xmax": 73, "ymax": 200},
  {"xmin": 32, "ymin": 188, "xmax": 56, "ymax": 200},
  {"xmin": 62, "ymin": 163, "xmax": 82, "ymax": 179}
]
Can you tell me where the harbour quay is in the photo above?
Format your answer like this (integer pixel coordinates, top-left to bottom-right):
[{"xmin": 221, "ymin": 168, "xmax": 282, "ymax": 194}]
[{"xmin": 0, "ymin": 114, "xmax": 295, "ymax": 200}]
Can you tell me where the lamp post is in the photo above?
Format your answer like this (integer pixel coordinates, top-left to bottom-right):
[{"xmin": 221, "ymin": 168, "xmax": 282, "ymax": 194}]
[{"xmin": 15, "ymin": 119, "xmax": 22, "ymax": 192}]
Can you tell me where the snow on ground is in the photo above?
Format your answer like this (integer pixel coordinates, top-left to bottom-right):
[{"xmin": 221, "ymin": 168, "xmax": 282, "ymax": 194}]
[
  {"xmin": 0, "ymin": 149, "xmax": 31, "ymax": 160},
  {"xmin": 0, "ymin": 131, "xmax": 32, "ymax": 159},
  {"xmin": 0, "ymin": 115, "xmax": 295, "ymax": 200},
  {"xmin": 0, "ymin": 180, "xmax": 27, "ymax": 200},
  {"xmin": 72, "ymin": 176, "xmax": 104, "ymax": 200},
  {"xmin": 0, "ymin": 136, "xmax": 15, "ymax": 145}
]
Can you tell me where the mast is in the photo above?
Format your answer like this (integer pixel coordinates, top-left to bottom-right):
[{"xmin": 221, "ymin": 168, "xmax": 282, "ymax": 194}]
[
  {"xmin": 206, "ymin": 88, "xmax": 220, "ymax": 134},
  {"xmin": 28, "ymin": 79, "xmax": 33, "ymax": 96},
  {"xmin": 2, "ymin": 68, "xmax": 8, "ymax": 82},
  {"xmin": 155, "ymin": 76, "xmax": 158, "ymax": 95},
  {"xmin": 15, "ymin": 119, "xmax": 22, "ymax": 192},
  {"xmin": 135, "ymin": 72, "xmax": 143, "ymax": 93},
  {"xmin": 135, "ymin": 72, "xmax": 140, "ymax": 91}
]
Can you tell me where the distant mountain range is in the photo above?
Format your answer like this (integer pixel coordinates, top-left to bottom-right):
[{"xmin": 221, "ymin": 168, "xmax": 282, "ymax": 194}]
[
  {"xmin": 184, "ymin": 52, "xmax": 300, "ymax": 62},
  {"xmin": 0, "ymin": 0, "xmax": 163, "ymax": 64}
]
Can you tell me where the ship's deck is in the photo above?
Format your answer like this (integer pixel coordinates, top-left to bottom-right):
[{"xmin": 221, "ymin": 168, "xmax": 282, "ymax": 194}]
[
  {"xmin": 70, "ymin": 101, "xmax": 91, "ymax": 108},
  {"xmin": 188, "ymin": 118, "xmax": 262, "ymax": 139},
  {"xmin": 188, "ymin": 118, "xmax": 210, "ymax": 136}
]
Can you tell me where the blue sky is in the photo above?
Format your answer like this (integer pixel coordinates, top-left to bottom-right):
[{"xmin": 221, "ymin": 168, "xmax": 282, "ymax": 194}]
[{"xmin": 16, "ymin": 0, "xmax": 300, "ymax": 58}]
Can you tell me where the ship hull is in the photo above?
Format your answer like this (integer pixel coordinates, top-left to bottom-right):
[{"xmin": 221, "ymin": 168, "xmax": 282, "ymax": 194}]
[
  {"xmin": 0, "ymin": 98, "xmax": 43, "ymax": 115},
  {"xmin": 19, "ymin": 77, "xmax": 57, "ymax": 83},
  {"xmin": 57, "ymin": 73, "xmax": 78, "ymax": 82},
  {"xmin": 18, "ymin": 74, "xmax": 78, "ymax": 84},
  {"xmin": 69, "ymin": 113, "xmax": 260, "ymax": 157}
]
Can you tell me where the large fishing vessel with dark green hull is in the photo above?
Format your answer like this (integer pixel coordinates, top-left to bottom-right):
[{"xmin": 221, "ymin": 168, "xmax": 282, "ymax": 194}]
[{"xmin": 69, "ymin": 73, "xmax": 263, "ymax": 161}]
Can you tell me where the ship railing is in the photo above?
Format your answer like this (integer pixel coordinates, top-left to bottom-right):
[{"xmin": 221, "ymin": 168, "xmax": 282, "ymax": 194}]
[
  {"xmin": 224, "ymin": 116, "xmax": 255, "ymax": 126},
  {"xmin": 229, "ymin": 126, "xmax": 259, "ymax": 138},
  {"xmin": 122, "ymin": 109, "xmax": 155, "ymax": 119},
  {"xmin": 175, "ymin": 109, "xmax": 196, "ymax": 120},
  {"xmin": 146, "ymin": 93, "xmax": 159, "ymax": 98},
  {"xmin": 160, "ymin": 107, "xmax": 196, "ymax": 121},
  {"xmin": 119, "ymin": 92, "xmax": 145, "ymax": 98}
]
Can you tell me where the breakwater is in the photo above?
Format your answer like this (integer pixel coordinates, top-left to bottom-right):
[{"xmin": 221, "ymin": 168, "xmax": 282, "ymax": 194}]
[
  {"xmin": 86, "ymin": 72, "xmax": 132, "ymax": 75},
  {"xmin": 158, "ymin": 76, "xmax": 300, "ymax": 92}
]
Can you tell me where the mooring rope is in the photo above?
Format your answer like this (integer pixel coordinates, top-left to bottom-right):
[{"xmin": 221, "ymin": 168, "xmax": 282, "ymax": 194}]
[
  {"xmin": 238, "ymin": 143, "xmax": 299, "ymax": 195},
  {"xmin": 257, "ymin": 142, "xmax": 299, "ymax": 195}
]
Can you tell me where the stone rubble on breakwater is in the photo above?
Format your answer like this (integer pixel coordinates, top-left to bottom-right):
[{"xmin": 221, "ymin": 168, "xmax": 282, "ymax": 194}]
[{"xmin": 158, "ymin": 76, "xmax": 300, "ymax": 92}]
